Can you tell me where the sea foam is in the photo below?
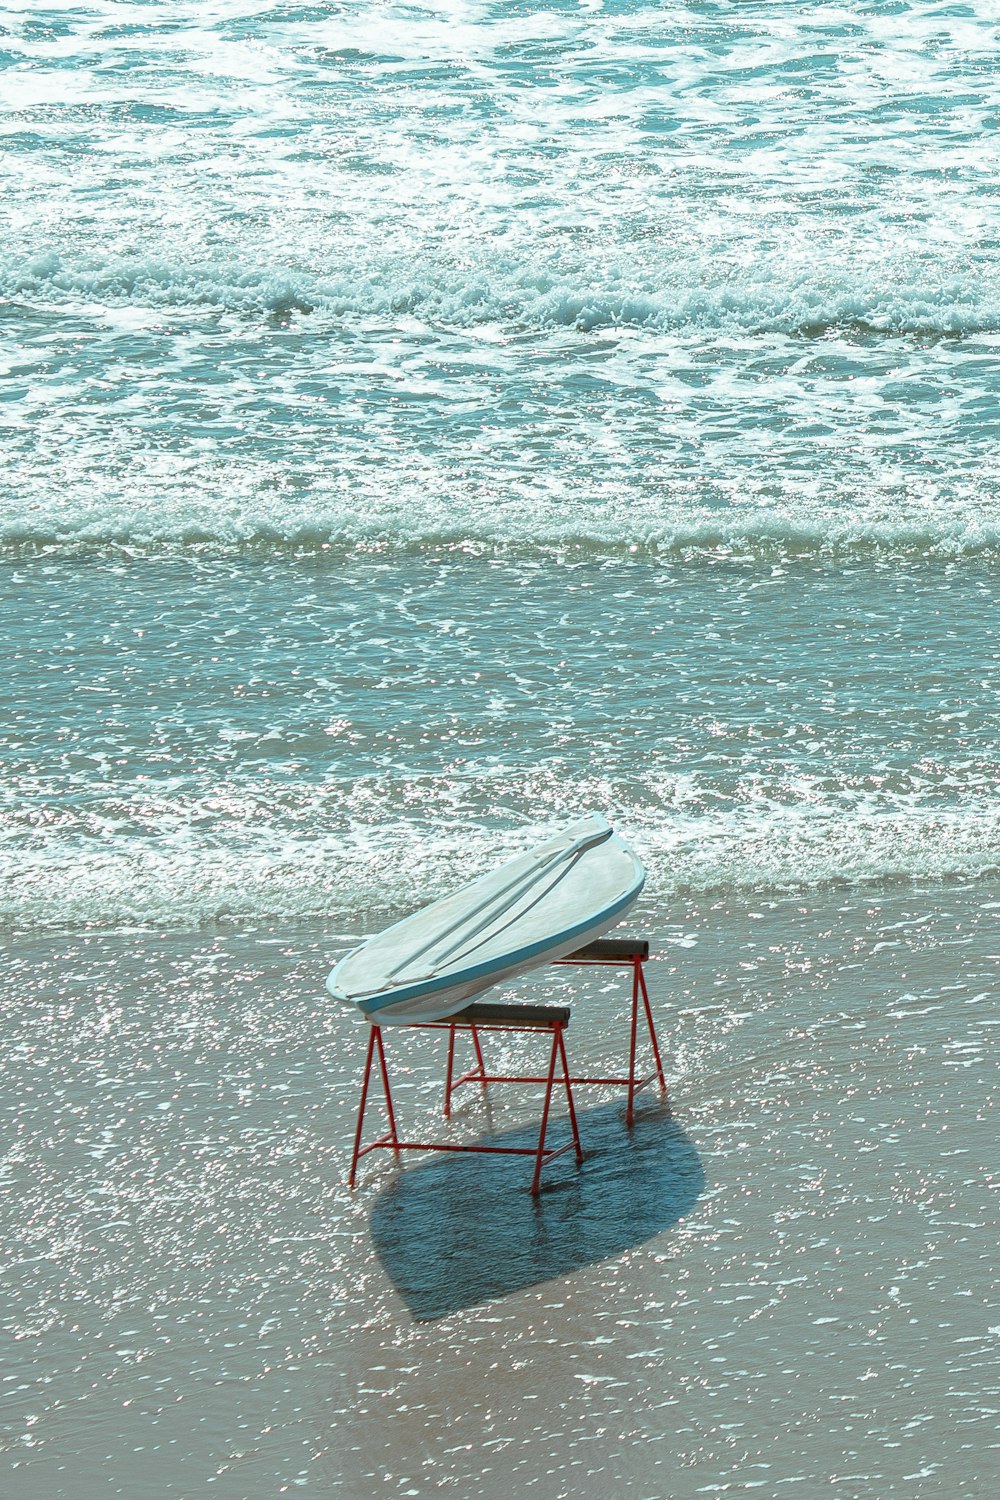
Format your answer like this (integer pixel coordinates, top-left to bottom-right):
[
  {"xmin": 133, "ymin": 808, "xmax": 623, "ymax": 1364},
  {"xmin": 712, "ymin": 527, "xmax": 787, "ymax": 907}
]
[
  {"xmin": 3, "ymin": 802, "xmax": 996, "ymax": 932},
  {"xmin": 5, "ymin": 245, "xmax": 998, "ymax": 338},
  {"xmin": 2, "ymin": 482, "xmax": 998, "ymax": 559}
]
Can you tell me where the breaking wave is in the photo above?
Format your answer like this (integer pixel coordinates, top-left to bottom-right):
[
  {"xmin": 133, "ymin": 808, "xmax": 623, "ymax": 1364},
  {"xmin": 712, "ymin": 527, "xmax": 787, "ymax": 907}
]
[
  {"xmin": 3, "ymin": 803, "xmax": 997, "ymax": 933},
  {"xmin": 5, "ymin": 246, "xmax": 998, "ymax": 338},
  {"xmin": 3, "ymin": 447, "xmax": 1000, "ymax": 563}
]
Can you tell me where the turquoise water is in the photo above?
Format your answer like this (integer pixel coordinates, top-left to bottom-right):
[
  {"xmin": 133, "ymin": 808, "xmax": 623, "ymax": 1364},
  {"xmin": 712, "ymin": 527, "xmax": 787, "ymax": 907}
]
[
  {"xmin": 3, "ymin": 552, "xmax": 998, "ymax": 927},
  {"xmin": 3, "ymin": 1, "xmax": 999, "ymax": 924},
  {"xmin": 2, "ymin": 3, "xmax": 999, "ymax": 1495}
]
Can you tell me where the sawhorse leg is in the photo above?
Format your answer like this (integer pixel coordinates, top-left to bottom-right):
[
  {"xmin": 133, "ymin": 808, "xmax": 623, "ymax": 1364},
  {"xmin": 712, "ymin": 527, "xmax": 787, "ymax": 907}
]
[
  {"xmin": 349, "ymin": 1024, "xmax": 400, "ymax": 1187},
  {"xmin": 627, "ymin": 957, "xmax": 667, "ymax": 1124},
  {"xmin": 530, "ymin": 1023, "xmax": 584, "ymax": 1195},
  {"xmin": 444, "ymin": 1022, "xmax": 487, "ymax": 1119}
]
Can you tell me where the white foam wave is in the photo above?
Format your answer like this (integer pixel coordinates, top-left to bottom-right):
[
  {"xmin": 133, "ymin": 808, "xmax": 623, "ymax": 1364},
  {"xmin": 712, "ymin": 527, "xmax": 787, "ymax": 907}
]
[
  {"xmin": 2, "ymin": 436, "xmax": 999, "ymax": 560},
  {"xmin": 3, "ymin": 804, "xmax": 997, "ymax": 932},
  {"xmin": 5, "ymin": 247, "xmax": 998, "ymax": 337},
  {"xmin": 3, "ymin": 495, "xmax": 998, "ymax": 560}
]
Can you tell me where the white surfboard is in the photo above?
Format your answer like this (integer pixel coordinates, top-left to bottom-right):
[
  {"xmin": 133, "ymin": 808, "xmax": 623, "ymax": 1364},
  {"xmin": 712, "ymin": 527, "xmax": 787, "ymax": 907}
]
[{"xmin": 326, "ymin": 814, "xmax": 645, "ymax": 1024}]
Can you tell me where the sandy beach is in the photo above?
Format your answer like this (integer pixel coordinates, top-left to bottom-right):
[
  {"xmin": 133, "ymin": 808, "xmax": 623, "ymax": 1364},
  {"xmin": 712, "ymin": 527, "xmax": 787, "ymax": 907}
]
[{"xmin": 4, "ymin": 885, "xmax": 997, "ymax": 1497}]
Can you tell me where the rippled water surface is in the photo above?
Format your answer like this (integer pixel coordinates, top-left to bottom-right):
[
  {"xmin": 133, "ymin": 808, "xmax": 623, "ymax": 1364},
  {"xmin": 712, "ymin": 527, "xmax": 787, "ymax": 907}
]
[
  {"xmin": 3, "ymin": 0, "xmax": 1000, "ymax": 549},
  {"xmin": 2, "ymin": 1, "xmax": 999, "ymax": 1495},
  {"xmin": 2, "ymin": 551, "xmax": 999, "ymax": 927}
]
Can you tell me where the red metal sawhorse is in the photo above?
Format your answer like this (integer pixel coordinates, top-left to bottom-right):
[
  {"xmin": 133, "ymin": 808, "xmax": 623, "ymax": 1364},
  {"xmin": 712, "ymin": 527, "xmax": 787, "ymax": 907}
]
[
  {"xmin": 349, "ymin": 1003, "xmax": 583, "ymax": 1196},
  {"xmin": 446, "ymin": 937, "xmax": 666, "ymax": 1125}
]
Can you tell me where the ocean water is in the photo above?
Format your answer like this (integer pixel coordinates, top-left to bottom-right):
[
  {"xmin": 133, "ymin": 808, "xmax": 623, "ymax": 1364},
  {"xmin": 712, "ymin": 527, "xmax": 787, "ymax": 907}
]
[{"xmin": 2, "ymin": 2, "xmax": 999, "ymax": 1496}]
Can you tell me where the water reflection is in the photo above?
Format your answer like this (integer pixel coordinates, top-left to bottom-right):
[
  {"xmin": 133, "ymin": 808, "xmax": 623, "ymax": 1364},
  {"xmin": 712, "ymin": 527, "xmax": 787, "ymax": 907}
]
[{"xmin": 369, "ymin": 1101, "xmax": 703, "ymax": 1321}]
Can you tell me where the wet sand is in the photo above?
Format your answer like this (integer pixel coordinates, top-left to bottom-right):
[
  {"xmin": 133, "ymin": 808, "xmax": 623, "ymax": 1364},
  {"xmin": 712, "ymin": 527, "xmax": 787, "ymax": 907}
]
[{"xmin": 3, "ymin": 886, "xmax": 998, "ymax": 1497}]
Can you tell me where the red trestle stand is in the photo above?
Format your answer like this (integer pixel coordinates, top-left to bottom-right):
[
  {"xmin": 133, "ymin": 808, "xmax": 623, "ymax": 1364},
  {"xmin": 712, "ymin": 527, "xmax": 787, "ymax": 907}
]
[
  {"xmin": 446, "ymin": 938, "xmax": 666, "ymax": 1126},
  {"xmin": 348, "ymin": 1004, "xmax": 583, "ymax": 1197}
]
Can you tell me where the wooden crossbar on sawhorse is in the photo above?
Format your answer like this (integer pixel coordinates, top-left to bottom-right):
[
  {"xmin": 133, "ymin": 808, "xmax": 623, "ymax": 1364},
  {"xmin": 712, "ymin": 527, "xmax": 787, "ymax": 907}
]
[
  {"xmin": 349, "ymin": 1004, "xmax": 583, "ymax": 1196},
  {"xmin": 446, "ymin": 937, "xmax": 667, "ymax": 1126}
]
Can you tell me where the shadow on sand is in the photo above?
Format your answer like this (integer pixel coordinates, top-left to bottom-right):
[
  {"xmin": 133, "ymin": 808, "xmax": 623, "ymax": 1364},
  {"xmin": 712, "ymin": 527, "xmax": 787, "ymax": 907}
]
[{"xmin": 369, "ymin": 1099, "xmax": 703, "ymax": 1321}]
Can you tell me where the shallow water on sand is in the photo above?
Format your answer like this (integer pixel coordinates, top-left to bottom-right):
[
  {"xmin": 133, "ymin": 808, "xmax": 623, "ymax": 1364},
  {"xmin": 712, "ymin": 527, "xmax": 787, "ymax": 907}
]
[
  {"xmin": 4, "ymin": 551, "xmax": 998, "ymax": 931},
  {"xmin": 3, "ymin": 890, "xmax": 997, "ymax": 1497}
]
